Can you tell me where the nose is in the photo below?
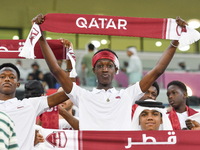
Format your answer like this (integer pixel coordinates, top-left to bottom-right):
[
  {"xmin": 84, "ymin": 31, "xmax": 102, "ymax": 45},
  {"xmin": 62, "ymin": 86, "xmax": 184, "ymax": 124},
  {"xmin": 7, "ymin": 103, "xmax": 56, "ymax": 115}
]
[
  {"xmin": 102, "ymin": 65, "xmax": 108, "ymax": 71},
  {"xmin": 146, "ymin": 93, "xmax": 152, "ymax": 99},
  {"xmin": 168, "ymin": 93, "xmax": 172, "ymax": 99},
  {"xmin": 5, "ymin": 76, "xmax": 10, "ymax": 81},
  {"xmin": 147, "ymin": 114, "xmax": 153, "ymax": 120}
]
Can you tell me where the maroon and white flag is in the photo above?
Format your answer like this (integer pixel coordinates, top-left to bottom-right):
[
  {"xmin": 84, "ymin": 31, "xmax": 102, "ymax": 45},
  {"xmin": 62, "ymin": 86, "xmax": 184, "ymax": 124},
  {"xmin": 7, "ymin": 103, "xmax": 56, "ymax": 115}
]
[
  {"xmin": 39, "ymin": 13, "xmax": 200, "ymax": 48},
  {"xmin": 19, "ymin": 13, "xmax": 200, "ymax": 60},
  {"xmin": 34, "ymin": 128, "xmax": 200, "ymax": 150}
]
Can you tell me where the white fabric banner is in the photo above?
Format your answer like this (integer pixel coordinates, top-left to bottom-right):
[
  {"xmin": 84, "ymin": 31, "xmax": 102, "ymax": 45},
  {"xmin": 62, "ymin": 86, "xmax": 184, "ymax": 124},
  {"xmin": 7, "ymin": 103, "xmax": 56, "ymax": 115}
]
[
  {"xmin": 18, "ymin": 23, "xmax": 41, "ymax": 59},
  {"xmin": 34, "ymin": 126, "xmax": 78, "ymax": 150}
]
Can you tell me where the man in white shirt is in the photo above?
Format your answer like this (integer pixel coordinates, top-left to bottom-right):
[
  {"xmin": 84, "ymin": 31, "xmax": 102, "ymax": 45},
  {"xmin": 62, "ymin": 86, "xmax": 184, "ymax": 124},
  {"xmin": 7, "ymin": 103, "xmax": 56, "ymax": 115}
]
[
  {"xmin": 33, "ymin": 14, "xmax": 187, "ymax": 130},
  {"xmin": 0, "ymin": 63, "xmax": 69, "ymax": 150},
  {"xmin": 167, "ymin": 80, "xmax": 198, "ymax": 130}
]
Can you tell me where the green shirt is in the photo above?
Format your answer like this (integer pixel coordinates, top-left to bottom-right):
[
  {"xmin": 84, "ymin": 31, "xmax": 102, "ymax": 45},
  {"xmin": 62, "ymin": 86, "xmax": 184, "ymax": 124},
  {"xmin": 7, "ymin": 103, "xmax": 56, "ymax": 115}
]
[
  {"xmin": 0, "ymin": 111, "xmax": 19, "ymax": 150},
  {"xmin": 82, "ymin": 52, "xmax": 96, "ymax": 77}
]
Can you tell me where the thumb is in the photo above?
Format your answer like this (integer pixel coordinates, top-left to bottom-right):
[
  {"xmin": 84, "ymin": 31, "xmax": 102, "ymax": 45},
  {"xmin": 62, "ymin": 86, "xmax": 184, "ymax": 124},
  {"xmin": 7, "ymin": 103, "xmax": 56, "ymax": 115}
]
[{"xmin": 192, "ymin": 120, "xmax": 200, "ymax": 127}]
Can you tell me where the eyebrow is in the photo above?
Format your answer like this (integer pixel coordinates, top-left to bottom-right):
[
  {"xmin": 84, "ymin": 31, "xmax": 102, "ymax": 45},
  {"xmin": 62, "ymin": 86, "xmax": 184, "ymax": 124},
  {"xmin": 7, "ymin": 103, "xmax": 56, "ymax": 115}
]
[{"xmin": 141, "ymin": 110, "xmax": 159, "ymax": 113}]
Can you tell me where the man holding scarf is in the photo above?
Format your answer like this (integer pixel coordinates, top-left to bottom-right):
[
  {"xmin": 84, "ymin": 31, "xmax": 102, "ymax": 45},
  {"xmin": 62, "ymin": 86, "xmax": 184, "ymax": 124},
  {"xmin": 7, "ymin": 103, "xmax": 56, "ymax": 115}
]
[{"xmin": 32, "ymin": 14, "xmax": 187, "ymax": 130}]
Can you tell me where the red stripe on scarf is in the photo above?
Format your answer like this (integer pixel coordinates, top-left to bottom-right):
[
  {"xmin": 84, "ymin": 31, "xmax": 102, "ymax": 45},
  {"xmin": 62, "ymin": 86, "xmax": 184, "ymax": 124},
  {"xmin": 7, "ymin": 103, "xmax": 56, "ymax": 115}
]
[
  {"xmin": 168, "ymin": 106, "xmax": 198, "ymax": 130},
  {"xmin": 0, "ymin": 40, "xmax": 64, "ymax": 59},
  {"xmin": 131, "ymin": 104, "xmax": 138, "ymax": 119}
]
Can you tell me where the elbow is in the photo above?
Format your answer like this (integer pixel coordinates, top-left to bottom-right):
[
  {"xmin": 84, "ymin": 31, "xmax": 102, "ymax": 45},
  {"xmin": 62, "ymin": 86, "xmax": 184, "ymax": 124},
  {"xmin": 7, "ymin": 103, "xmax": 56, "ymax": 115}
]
[
  {"xmin": 154, "ymin": 67, "xmax": 165, "ymax": 77},
  {"xmin": 50, "ymin": 67, "xmax": 63, "ymax": 77}
]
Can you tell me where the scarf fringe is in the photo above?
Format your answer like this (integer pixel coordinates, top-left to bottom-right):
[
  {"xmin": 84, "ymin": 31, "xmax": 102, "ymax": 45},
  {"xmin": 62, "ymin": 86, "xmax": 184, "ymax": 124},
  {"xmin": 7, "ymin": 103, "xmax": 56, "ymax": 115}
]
[
  {"xmin": 179, "ymin": 28, "xmax": 200, "ymax": 48},
  {"xmin": 18, "ymin": 47, "xmax": 35, "ymax": 59}
]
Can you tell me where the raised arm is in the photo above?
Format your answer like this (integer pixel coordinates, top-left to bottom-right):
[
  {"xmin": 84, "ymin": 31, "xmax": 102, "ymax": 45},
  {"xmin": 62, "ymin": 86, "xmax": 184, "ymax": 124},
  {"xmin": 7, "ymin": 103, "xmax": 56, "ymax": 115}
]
[
  {"xmin": 32, "ymin": 14, "xmax": 73, "ymax": 94},
  {"xmin": 139, "ymin": 16, "xmax": 188, "ymax": 92},
  {"xmin": 59, "ymin": 105, "xmax": 79, "ymax": 130}
]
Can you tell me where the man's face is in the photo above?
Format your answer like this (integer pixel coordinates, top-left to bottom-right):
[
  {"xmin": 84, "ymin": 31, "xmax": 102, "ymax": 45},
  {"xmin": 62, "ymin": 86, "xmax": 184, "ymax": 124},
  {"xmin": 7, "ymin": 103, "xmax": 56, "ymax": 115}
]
[
  {"xmin": 140, "ymin": 86, "xmax": 158, "ymax": 101},
  {"xmin": 126, "ymin": 51, "xmax": 133, "ymax": 57},
  {"xmin": 167, "ymin": 85, "xmax": 186, "ymax": 109},
  {"xmin": 93, "ymin": 59, "xmax": 117, "ymax": 86},
  {"xmin": 139, "ymin": 109, "xmax": 163, "ymax": 131},
  {"xmin": 0, "ymin": 67, "xmax": 20, "ymax": 95}
]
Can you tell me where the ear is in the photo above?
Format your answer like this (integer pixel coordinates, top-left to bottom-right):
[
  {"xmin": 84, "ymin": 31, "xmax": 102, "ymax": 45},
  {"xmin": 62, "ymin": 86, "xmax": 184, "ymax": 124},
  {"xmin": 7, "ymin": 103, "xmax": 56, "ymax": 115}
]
[
  {"xmin": 16, "ymin": 82, "xmax": 20, "ymax": 88},
  {"xmin": 139, "ymin": 116, "xmax": 141, "ymax": 125},
  {"xmin": 93, "ymin": 68, "xmax": 95, "ymax": 74},
  {"xmin": 115, "ymin": 68, "xmax": 118, "ymax": 74},
  {"xmin": 183, "ymin": 92, "xmax": 187, "ymax": 99},
  {"xmin": 160, "ymin": 117, "xmax": 163, "ymax": 124}
]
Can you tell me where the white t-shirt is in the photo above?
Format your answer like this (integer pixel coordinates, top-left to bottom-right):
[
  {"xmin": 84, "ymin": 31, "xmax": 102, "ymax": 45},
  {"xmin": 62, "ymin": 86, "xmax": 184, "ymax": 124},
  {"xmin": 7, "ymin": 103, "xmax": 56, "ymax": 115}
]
[
  {"xmin": 0, "ymin": 97, "xmax": 49, "ymax": 150},
  {"xmin": 59, "ymin": 116, "xmax": 79, "ymax": 130},
  {"xmin": 176, "ymin": 111, "xmax": 188, "ymax": 129},
  {"xmin": 66, "ymin": 82, "xmax": 144, "ymax": 130}
]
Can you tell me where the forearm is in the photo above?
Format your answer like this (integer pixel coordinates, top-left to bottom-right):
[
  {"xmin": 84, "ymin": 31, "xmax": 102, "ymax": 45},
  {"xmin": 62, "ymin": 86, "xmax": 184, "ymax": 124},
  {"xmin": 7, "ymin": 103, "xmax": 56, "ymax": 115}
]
[
  {"xmin": 39, "ymin": 32, "xmax": 61, "ymax": 74},
  {"xmin": 140, "ymin": 40, "xmax": 178, "ymax": 92},
  {"xmin": 39, "ymin": 32, "xmax": 73, "ymax": 93},
  {"xmin": 155, "ymin": 40, "xmax": 178, "ymax": 75},
  {"xmin": 59, "ymin": 108, "xmax": 79, "ymax": 130},
  {"xmin": 48, "ymin": 91, "xmax": 69, "ymax": 108}
]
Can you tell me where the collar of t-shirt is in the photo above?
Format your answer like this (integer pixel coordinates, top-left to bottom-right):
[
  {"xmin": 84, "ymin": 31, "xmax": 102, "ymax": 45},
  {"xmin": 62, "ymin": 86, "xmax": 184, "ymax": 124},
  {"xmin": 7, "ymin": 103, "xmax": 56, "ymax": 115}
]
[
  {"xmin": 92, "ymin": 87, "xmax": 117, "ymax": 94},
  {"xmin": 0, "ymin": 97, "xmax": 18, "ymax": 104}
]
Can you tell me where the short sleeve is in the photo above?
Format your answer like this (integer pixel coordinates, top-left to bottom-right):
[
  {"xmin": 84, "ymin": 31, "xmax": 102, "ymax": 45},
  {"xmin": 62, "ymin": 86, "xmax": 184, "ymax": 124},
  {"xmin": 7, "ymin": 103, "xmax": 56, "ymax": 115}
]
[
  {"xmin": 125, "ymin": 82, "xmax": 144, "ymax": 105},
  {"xmin": 65, "ymin": 83, "xmax": 86, "ymax": 107},
  {"xmin": 28, "ymin": 96, "xmax": 49, "ymax": 116}
]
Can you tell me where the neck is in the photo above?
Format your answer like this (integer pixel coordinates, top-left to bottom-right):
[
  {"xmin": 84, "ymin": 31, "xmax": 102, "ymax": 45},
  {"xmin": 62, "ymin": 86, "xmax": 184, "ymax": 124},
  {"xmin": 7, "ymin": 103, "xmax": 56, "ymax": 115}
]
[
  {"xmin": 97, "ymin": 83, "xmax": 113, "ymax": 91},
  {"xmin": 0, "ymin": 93, "xmax": 15, "ymax": 101},
  {"xmin": 174, "ymin": 104, "xmax": 186, "ymax": 113}
]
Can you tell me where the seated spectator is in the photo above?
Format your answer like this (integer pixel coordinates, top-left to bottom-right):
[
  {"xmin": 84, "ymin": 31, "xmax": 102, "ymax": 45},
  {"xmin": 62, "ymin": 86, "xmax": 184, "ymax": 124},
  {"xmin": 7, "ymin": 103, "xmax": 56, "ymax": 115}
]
[
  {"xmin": 131, "ymin": 100, "xmax": 172, "ymax": 130},
  {"xmin": 42, "ymin": 59, "xmax": 63, "ymax": 89},
  {"xmin": 167, "ymin": 80, "xmax": 198, "ymax": 130},
  {"xmin": 27, "ymin": 61, "xmax": 43, "ymax": 81},
  {"xmin": 132, "ymin": 81, "xmax": 159, "ymax": 118},
  {"xmin": 15, "ymin": 60, "xmax": 28, "ymax": 81}
]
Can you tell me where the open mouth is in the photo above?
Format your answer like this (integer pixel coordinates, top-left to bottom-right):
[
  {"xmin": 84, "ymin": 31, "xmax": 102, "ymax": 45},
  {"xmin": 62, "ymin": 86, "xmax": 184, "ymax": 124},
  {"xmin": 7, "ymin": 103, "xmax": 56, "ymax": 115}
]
[
  {"xmin": 169, "ymin": 100, "xmax": 174, "ymax": 105},
  {"xmin": 102, "ymin": 74, "xmax": 109, "ymax": 78}
]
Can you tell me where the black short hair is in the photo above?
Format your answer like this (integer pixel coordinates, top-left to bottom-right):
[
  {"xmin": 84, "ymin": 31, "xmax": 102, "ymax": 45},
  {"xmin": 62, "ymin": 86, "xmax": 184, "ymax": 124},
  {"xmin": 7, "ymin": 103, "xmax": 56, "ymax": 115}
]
[
  {"xmin": 93, "ymin": 49, "xmax": 118, "ymax": 58},
  {"xmin": 88, "ymin": 43, "xmax": 95, "ymax": 51},
  {"xmin": 152, "ymin": 81, "xmax": 160, "ymax": 96},
  {"xmin": 167, "ymin": 80, "xmax": 187, "ymax": 94},
  {"xmin": 0, "ymin": 63, "xmax": 20, "ymax": 80}
]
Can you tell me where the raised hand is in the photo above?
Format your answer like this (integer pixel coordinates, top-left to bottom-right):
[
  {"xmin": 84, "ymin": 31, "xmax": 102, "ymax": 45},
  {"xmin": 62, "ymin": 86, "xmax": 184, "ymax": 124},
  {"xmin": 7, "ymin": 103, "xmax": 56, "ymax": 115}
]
[
  {"xmin": 176, "ymin": 16, "xmax": 188, "ymax": 28},
  {"xmin": 31, "ymin": 13, "xmax": 44, "ymax": 25}
]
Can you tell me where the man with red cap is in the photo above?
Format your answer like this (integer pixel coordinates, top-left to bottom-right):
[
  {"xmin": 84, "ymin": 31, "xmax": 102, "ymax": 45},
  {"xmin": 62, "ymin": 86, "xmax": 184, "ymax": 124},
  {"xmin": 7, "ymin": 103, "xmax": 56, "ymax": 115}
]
[{"xmin": 32, "ymin": 14, "xmax": 187, "ymax": 130}]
